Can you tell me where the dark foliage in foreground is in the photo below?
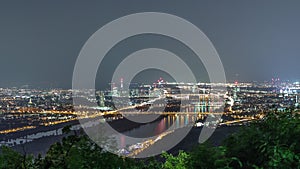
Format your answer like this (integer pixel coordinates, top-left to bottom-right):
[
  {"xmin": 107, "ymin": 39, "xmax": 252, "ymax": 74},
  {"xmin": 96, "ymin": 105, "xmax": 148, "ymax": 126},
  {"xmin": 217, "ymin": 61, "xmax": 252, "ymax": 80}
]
[{"xmin": 0, "ymin": 112, "xmax": 299, "ymax": 169}]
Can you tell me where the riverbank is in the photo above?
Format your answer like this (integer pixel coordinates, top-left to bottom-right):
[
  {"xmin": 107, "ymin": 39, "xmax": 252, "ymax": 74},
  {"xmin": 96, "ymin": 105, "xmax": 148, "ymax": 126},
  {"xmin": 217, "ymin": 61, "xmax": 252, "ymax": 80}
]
[
  {"xmin": 136, "ymin": 125, "xmax": 241, "ymax": 158},
  {"xmin": 9, "ymin": 115, "xmax": 167, "ymax": 156}
]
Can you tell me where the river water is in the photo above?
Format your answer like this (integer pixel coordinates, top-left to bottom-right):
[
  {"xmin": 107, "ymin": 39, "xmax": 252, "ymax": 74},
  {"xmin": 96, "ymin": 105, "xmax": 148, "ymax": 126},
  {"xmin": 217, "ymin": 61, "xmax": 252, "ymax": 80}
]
[{"xmin": 1, "ymin": 114, "xmax": 202, "ymax": 156}]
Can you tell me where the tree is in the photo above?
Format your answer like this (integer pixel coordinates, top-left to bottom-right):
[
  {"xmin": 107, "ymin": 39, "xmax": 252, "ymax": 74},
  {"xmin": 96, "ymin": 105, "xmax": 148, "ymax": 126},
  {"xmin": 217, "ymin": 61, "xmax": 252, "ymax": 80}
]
[
  {"xmin": 0, "ymin": 146, "xmax": 34, "ymax": 169},
  {"xmin": 161, "ymin": 151, "xmax": 190, "ymax": 169},
  {"xmin": 224, "ymin": 112, "xmax": 300, "ymax": 168}
]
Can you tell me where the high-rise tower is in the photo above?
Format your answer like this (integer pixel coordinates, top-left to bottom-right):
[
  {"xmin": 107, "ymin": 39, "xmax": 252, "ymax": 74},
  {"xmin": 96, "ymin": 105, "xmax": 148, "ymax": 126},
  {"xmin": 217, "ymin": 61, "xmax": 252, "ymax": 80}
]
[{"xmin": 120, "ymin": 78, "xmax": 124, "ymax": 89}]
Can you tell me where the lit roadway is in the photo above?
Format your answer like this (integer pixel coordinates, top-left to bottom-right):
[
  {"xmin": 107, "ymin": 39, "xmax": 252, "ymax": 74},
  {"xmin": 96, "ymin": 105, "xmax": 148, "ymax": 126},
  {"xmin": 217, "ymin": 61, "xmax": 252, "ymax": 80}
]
[{"xmin": 127, "ymin": 130, "xmax": 174, "ymax": 158}]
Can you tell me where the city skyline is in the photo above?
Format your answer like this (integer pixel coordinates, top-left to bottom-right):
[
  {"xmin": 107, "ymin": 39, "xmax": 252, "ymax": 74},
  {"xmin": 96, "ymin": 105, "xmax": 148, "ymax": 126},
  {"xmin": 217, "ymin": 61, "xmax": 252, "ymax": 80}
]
[{"xmin": 1, "ymin": 1, "xmax": 300, "ymax": 88}]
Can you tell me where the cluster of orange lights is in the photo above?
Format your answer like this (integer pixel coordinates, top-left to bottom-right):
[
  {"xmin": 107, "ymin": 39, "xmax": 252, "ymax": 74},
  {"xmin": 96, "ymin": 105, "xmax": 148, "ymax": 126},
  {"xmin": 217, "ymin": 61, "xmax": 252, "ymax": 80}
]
[{"xmin": 0, "ymin": 126, "xmax": 36, "ymax": 134}]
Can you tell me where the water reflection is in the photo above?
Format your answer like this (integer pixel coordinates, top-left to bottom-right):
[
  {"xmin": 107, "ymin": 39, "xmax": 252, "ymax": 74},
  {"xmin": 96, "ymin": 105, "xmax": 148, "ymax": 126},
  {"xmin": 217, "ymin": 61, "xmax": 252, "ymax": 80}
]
[{"xmin": 118, "ymin": 114, "xmax": 200, "ymax": 149}]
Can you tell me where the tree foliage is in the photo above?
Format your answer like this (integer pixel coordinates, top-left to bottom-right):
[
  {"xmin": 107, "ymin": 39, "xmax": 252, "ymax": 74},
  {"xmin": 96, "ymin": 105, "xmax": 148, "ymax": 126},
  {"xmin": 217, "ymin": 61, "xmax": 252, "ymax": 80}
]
[
  {"xmin": 0, "ymin": 146, "xmax": 34, "ymax": 169},
  {"xmin": 224, "ymin": 112, "xmax": 300, "ymax": 169}
]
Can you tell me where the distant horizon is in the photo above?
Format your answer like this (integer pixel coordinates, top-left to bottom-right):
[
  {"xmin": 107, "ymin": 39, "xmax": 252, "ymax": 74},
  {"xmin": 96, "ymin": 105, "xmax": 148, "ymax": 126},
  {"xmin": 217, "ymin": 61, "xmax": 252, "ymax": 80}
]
[{"xmin": 1, "ymin": 78, "xmax": 300, "ymax": 90}]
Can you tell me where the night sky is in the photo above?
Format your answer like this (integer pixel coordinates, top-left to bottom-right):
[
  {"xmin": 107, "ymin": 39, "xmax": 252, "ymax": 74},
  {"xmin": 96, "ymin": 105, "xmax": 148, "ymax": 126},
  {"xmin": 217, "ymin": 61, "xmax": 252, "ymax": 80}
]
[{"xmin": 1, "ymin": 0, "xmax": 300, "ymax": 89}]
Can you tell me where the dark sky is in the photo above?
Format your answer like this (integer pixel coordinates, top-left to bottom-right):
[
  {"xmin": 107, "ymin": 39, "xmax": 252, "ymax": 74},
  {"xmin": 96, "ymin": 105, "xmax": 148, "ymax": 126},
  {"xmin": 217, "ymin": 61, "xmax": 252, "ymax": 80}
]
[{"xmin": 1, "ymin": 0, "xmax": 300, "ymax": 89}]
